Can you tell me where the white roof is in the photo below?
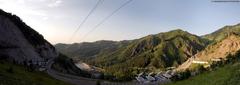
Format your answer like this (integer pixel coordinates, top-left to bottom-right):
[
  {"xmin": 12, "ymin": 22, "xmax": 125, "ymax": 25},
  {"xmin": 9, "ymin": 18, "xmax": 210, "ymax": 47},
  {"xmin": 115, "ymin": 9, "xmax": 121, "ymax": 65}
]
[
  {"xmin": 136, "ymin": 77, "xmax": 146, "ymax": 82},
  {"xmin": 146, "ymin": 75, "xmax": 155, "ymax": 81}
]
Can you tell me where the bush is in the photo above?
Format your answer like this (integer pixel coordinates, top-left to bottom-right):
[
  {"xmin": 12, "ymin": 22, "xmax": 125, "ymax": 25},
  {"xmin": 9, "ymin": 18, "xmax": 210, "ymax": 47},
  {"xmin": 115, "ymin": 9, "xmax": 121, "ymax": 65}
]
[
  {"xmin": 6, "ymin": 67, "xmax": 14, "ymax": 73},
  {"xmin": 96, "ymin": 80, "xmax": 101, "ymax": 85},
  {"xmin": 177, "ymin": 70, "xmax": 191, "ymax": 80}
]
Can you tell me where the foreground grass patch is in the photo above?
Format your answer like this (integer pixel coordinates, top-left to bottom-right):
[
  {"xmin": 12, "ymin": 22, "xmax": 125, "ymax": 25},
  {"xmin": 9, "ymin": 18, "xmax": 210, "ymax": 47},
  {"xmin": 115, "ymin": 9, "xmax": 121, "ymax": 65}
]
[
  {"xmin": 0, "ymin": 61, "xmax": 71, "ymax": 85},
  {"xmin": 167, "ymin": 63, "xmax": 240, "ymax": 85}
]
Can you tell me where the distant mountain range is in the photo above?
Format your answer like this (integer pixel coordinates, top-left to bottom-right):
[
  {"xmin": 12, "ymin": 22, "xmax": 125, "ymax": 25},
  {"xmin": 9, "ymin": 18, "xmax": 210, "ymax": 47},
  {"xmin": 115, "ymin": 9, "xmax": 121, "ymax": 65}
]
[
  {"xmin": 55, "ymin": 23, "xmax": 240, "ymax": 80},
  {"xmin": 55, "ymin": 40, "xmax": 130, "ymax": 61},
  {"xmin": 1, "ymin": 7, "xmax": 240, "ymax": 84},
  {"xmin": 55, "ymin": 29, "xmax": 210, "ymax": 69}
]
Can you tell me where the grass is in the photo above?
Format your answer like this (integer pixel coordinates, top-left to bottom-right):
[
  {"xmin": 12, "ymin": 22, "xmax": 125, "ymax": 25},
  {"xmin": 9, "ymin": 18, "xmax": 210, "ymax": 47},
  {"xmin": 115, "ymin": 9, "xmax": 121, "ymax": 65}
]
[
  {"xmin": 0, "ymin": 60, "xmax": 71, "ymax": 85},
  {"xmin": 167, "ymin": 63, "xmax": 240, "ymax": 85}
]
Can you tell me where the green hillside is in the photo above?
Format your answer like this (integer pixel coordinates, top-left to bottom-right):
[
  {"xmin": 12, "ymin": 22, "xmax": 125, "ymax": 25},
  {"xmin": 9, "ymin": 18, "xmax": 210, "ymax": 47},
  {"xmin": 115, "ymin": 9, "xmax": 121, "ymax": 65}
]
[
  {"xmin": 55, "ymin": 40, "xmax": 130, "ymax": 61},
  {"xmin": 0, "ymin": 60, "xmax": 71, "ymax": 85},
  {"xmin": 90, "ymin": 29, "xmax": 209, "ymax": 68},
  {"xmin": 169, "ymin": 36, "xmax": 240, "ymax": 85},
  {"xmin": 203, "ymin": 23, "xmax": 240, "ymax": 42},
  {"xmin": 57, "ymin": 29, "xmax": 209, "ymax": 81},
  {"xmin": 168, "ymin": 62, "xmax": 240, "ymax": 85}
]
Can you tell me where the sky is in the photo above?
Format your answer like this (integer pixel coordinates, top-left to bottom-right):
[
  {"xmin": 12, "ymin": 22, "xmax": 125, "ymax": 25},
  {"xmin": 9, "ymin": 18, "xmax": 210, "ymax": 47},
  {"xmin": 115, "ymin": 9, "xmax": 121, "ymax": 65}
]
[{"xmin": 0, "ymin": 0, "xmax": 240, "ymax": 44}]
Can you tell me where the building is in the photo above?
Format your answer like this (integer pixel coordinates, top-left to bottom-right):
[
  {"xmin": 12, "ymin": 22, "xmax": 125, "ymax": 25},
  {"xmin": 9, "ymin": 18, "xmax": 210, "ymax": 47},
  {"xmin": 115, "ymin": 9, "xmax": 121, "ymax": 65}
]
[
  {"xmin": 192, "ymin": 60, "xmax": 208, "ymax": 64},
  {"xmin": 211, "ymin": 58, "xmax": 221, "ymax": 62}
]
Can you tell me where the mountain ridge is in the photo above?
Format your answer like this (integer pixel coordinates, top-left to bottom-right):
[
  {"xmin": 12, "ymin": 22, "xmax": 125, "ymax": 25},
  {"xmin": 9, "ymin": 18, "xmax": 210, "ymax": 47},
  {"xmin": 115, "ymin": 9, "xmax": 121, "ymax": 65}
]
[
  {"xmin": 177, "ymin": 33, "xmax": 240, "ymax": 71},
  {"xmin": 55, "ymin": 29, "xmax": 210, "ymax": 80},
  {"xmin": 55, "ymin": 23, "xmax": 240, "ymax": 81},
  {"xmin": 0, "ymin": 9, "xmax": 57, "ymax": 63},
  {"xmin": 0, "ymin": 9, "xmax": 91, "ymax": 84},
  {"xmin": 203, "ymin": 23, "xmax": 240, "ymax": 41}
]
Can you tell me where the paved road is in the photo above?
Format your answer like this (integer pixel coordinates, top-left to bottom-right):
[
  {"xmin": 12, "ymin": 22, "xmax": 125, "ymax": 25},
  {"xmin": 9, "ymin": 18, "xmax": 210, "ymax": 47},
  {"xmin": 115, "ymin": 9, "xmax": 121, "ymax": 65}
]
[
  {"xmin": 46, "ymin": 58, "xmax": 97, "ymax": 85},
  {"xmin": 45, "ymin": 58, "xmax": 139, "ymax": 85}
]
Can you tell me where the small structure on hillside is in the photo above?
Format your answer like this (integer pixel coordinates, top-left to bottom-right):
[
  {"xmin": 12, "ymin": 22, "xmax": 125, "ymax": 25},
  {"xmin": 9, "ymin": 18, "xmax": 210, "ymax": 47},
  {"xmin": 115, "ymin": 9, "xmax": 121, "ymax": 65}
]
[
  {"xmin": 162, "ymin": 70, "xmax": 173, "ymax": 79},
  {"xmin": 136, "ymin": 71, "xmax": 174, "ymax": 84},
  {"xmin": 166, "ymin": 67, "xmax": 176, "ymax": 70},
  {"xmin": 136, "ymin": 76, "xmax": 147, "ymax": 83},
  {"xmin": 146, "ymin": 72, "xmax": 156, "ymax": 81},
  {"xmin": 211, "ymin": 58, "xmax": 222, "ymax": 62},
  {"xmin": 192, "ymin": 60, "xmax": 208, "ymax": 64},
  {"xmin": 136, "ymin": 72, "xmax": 148, "ymax": 83},
  {"xmin": 26, "ymin": 59, "xmax": 47, "ymax": 71}
]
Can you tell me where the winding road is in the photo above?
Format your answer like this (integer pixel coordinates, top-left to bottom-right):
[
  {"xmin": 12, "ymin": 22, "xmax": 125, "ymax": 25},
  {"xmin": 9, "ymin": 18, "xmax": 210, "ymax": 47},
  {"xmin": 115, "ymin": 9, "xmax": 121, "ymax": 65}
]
[
  {"xmin": 46, "ymin": 58, "xmax": 98, "ymax": 85},
  {"xmin": 45, "ymin": 58, "xmax": 138, "ymax": 85}
]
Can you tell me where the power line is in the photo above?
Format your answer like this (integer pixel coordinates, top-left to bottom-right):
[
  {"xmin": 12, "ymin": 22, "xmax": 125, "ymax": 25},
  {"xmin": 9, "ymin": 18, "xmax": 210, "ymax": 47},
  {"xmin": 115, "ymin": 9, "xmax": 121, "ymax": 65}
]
[
  {"xmin": 69, "ymin": 0, "xmax": 104, "ymax": 43},
  {"xmin": 80, "ymin": 0, "xmax": 134, "ymax": 42}
]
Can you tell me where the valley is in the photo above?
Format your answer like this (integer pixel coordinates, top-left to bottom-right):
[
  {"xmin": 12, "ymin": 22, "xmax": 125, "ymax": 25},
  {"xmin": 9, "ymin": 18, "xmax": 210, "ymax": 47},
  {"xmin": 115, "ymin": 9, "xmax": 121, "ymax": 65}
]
[
  {"xmin": 56, "ymin": 23, "xmax": 240, "ymax": 84},
  {"xmin": 1, "ymin": 2, "xmax": 240, "ymax": 84}
]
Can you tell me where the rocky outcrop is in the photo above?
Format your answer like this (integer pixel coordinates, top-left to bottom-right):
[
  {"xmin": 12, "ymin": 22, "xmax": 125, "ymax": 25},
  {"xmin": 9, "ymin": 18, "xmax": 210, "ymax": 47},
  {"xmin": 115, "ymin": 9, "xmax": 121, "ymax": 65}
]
[
  {"xmin": 0, "ymin": 9, "xmax": 57, "ymax": 64},
  {"xmin": 177, "ymin": 33, "xmax": 240, "ymax": 71},
  {"xmin": 195, "ymin": 33, "xmax": 240, "ymax": 61}
]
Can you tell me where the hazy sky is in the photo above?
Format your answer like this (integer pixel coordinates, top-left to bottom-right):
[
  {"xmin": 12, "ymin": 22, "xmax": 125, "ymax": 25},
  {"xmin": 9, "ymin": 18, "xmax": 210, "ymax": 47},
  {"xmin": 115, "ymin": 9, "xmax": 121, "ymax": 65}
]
[{"xmin": 0, "ymin": 0, "xmax": 240, "ymax": 44}]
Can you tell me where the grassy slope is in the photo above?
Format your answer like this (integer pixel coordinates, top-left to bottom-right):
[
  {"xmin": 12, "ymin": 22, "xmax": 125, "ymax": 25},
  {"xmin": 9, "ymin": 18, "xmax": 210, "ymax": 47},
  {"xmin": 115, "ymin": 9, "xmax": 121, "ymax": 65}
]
[
  {"xmin": 203, "ymin": 23, "xmax": 240, "ymax": 42},
  {"xmin": 167, "ymin": 63, "xmax": 240, "ymax": 85},
  {"xmin": 0, "ymin": 61, "xmax": 71, "ymax": 85},
  {"xmin": 81, "ymin": 30, "xmax": 210, "ymax": 81},
  {"xmin": 92, "ymin": 30, "xmax": 209, "ymax": 68},
  {"xmin": 55, "ymin": 40, "xmax": 130, "ymax": 61}
]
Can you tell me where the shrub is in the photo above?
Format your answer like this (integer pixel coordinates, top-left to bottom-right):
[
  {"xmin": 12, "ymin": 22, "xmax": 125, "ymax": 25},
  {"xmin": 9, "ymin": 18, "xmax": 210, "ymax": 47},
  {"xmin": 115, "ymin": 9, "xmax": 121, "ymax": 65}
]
[
  {"xmin": 96, "ymin": 80, "xmax": 101, "ymax": 85},
  {"xmin": 6, "ymin": 67, "xmax": 14, "ymax": 73}
]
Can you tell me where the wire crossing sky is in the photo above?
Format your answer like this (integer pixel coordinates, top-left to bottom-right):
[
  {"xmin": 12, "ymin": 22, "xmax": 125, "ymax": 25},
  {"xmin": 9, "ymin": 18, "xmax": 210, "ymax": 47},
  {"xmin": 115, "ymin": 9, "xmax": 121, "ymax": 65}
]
[
  {"xmin": 0, "ymin": 0, "xmax": 240, "ymax": 44},
  {"xmin": 79, "ymin": 0, "xmax": 134, "ymax": 42},
  {"xmin": 68, "ymin": 0, "xmax": 104, "ymax": 43}
]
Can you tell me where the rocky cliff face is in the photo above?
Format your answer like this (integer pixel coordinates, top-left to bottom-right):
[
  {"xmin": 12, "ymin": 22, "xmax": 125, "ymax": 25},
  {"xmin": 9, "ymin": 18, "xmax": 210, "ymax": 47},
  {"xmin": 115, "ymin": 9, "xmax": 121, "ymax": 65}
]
[
  {"xmin": 195, "ymin": 33, "xmax": 240, "ymax": 61},
  {"xmin": 0, "ymin": 9, "xmax": 57, "ymax": 64},
  {"xmin": 177, "ymin": 33, "xmax": 240, "ymax": 71}
]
